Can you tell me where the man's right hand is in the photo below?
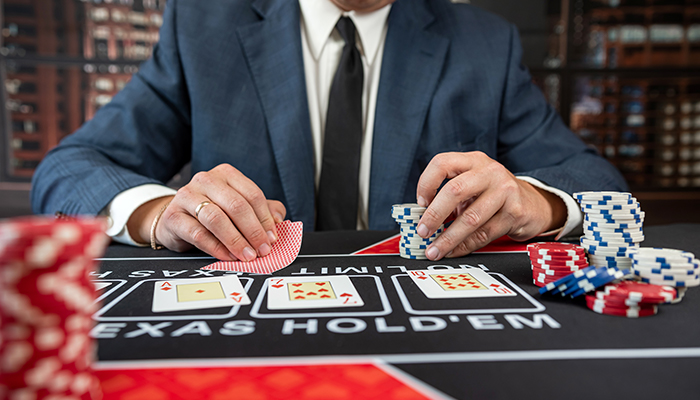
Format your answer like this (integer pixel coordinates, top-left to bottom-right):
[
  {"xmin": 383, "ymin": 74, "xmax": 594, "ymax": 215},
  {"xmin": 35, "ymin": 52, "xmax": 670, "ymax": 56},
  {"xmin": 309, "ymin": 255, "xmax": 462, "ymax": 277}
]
[{"xmin": 127, "ymin": 164, "xmax": 287, "ymax": 261}]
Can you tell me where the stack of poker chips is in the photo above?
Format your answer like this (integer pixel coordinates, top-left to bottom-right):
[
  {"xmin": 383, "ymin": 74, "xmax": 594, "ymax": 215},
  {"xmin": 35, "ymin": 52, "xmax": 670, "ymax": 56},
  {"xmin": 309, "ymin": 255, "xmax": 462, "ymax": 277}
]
[
  {"xmin": 391, "ymin": 203, "xmax": 444, "ymax": 260},
  {"xmin": 573, "ymin": 191, "xmax": 644, "ymax": 270},
  {"xmin": 538, "ymin": 265, "xmax": 628, "ymax": 298},
  {"xmin": 527, "ymin": 242, "xmax": 589, "ymax": 288},
  {"xmin": 585, "ymin": 281, "xmax": 677, "ymax": 318},
  {"xmin": 0, "ymin": 217, "xmax": 109, "ymax": 400},
  {"xmin": 628, "ymin": 248, "xmax": 699, "ymax": 303}
]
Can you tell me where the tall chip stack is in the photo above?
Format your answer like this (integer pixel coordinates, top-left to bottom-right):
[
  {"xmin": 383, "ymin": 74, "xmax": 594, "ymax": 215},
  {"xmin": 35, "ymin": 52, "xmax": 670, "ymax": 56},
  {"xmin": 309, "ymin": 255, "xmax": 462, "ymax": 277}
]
[
  {"xmin": 573, "ymin": 191, "xmax": 644, "ymax": 271},
  {"xmin": 391, "ymin": 203, "xmax": 444, "ymax": 260}
]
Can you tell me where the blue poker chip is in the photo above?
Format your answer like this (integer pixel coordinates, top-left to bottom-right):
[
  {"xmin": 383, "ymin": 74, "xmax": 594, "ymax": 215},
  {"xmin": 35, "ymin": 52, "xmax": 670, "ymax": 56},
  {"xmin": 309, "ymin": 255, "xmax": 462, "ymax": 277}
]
[
  {"xmin": 538, "ymin": 266, "xmax": 598, "ymax": 295},
  {"xmin": 564, "ymin": 267, "xmax": 629, "ymax": 298}
]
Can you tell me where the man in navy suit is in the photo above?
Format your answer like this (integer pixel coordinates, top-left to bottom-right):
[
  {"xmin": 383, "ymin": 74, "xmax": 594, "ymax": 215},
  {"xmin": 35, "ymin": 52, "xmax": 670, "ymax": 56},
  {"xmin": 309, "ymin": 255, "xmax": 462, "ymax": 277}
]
[{"xmin": 31, "ymin": 0, "xmax": 626, "ymax": 262}]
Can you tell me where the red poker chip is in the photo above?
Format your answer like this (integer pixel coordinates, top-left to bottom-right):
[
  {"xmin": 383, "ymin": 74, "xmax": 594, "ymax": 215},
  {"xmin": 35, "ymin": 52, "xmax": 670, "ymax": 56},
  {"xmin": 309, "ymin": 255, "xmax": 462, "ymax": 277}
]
[
  {"xmin": 599, "ymin": 281, "xmax": 676, "ymax": 303},
  {"xmin": 533, "ymin": 275, "xmax": 561, "ymax": 285},
  {"xmin": 592, "ymin": 291, "xmax": 663, "ymax": 306},
  {"xmin": 527, "ymin": 242, "xmax": 586, "ymax": 257},
  {"xmin": 533, "ymin": 279, "xmax": 546, "ymax": 288},
  {"xmin": 586, "ymin": 293, "xmax": 644, "ymax": 308},
  {"xmin": 531, "ymin": 266, "xmax": 574, "ymax": 277},
  {"xmin": 529, "ymin": 253, "xmax": 587, "ymax": 262},
  {"xmin": 585, "ymin": 296, "xmax": 658, "ymax": 317},
  {"xmin": 532, "ymin": 264, "xmax": 586, "ymax": 273},
  {"xmin": 530, "ymin": 257, "xmax": 589, "ymax": 268}
]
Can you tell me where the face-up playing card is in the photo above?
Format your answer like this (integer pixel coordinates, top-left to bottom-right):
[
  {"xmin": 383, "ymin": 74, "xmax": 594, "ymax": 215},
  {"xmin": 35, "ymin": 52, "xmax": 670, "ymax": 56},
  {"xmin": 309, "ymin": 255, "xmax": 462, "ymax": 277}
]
[
  {"xmin": 202, "ymin": 220, "xmax": 303, "ymax": 274},
  {"xmin": 152, "ymin": 276, "xmax": 251, "ymax": 313},
  {"xmin": 407, "ymin": 269, "xmax": 517, "ymax": 299},
  {"xmin": 267, "ymin": 275, "xmax": 364, "ymax": 310}
]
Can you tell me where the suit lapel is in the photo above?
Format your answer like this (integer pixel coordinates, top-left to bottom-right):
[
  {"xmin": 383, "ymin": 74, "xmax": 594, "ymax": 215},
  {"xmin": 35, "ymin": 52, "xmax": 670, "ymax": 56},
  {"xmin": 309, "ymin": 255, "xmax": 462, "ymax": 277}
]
[
  {"xmin": 237, "ymin": 0, "xmax": 315, "ymax": 228},
  {"xmin": 369, "ymin": 0, "xmax": 449, "ymax": 229}
]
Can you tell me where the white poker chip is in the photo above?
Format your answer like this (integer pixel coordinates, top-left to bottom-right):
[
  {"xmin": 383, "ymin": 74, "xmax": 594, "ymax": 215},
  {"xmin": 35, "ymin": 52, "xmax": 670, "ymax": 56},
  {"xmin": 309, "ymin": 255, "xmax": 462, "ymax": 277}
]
[
  {"xmin": 632, "ymin": 261, "xmax": 699, "ymax": 271},
  {"xmin": 580, "ymin": 203, "xmax": 641, "ymax": 212},
  {"xmin": 640, "ymin": 276, "xmax": 700, "ymax": 287},
  {"xmin": 577, "ymin": 197, "xmax": 638, "ymax": 206},
  {"xmin": 573, "ymin": 191, "xmax": 633, "ymax": 201},
  {"xmin": 627, "ymin": 248, "xmax": 695, "ymax": 262}
]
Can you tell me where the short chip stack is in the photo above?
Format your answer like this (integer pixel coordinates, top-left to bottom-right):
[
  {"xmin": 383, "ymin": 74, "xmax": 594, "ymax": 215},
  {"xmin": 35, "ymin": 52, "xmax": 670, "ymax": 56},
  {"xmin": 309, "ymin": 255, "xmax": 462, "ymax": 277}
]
[
  {"xmin": 538, "ymin": 265, "xmax": 628, "ymax": 298},
  {"xmin": 391, "ymin": 203, "xmax": 444, "ymax": 260},
  {"xmin": 586, "ymin": 281, "xmax": 676, "ymax": 318},
  {"xmin": 628, "ymin": 247, "xmax": 699, "ymax": 303},
  {"xmin": 527, "ymin": 242, "xmax": 589, "ymax": 288},
  {"xmin": 573, "ymin": 191, "xmax": 644, "ymax": 271}
]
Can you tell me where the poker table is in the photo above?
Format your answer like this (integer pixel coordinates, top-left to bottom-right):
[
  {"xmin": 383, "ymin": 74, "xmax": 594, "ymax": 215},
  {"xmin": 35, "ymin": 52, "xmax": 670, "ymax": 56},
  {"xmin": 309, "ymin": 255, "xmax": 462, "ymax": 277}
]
[{"xmin": 91, "ymin": 224, "xmax": 700, "ymax": 400}]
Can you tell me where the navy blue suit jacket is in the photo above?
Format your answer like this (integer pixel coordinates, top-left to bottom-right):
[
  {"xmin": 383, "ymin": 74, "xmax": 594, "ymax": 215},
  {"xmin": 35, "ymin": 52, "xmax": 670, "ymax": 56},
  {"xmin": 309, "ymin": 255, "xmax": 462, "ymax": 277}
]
[{"xmin": 32, "ymin": 0, "xmax": 627, "ymax": 230}]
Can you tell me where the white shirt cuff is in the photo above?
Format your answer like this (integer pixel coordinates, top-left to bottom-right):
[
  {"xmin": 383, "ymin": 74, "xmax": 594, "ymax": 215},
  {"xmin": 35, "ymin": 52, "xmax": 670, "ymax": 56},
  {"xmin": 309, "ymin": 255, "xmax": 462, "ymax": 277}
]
[
  {"xmin": 100, "ymin": 184, "xmax": 177, "ymax": 246},
  {"xmin": 516, "ymin": 176, "xmax": 583, "ymax": 241}
]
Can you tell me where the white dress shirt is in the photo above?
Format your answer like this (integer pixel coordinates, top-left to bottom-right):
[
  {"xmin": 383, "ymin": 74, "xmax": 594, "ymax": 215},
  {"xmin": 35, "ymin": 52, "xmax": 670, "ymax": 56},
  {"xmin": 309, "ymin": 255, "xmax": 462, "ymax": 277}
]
[{"xmin": 102, "ymin": 0, "xmax": 581, "ymax": 245}]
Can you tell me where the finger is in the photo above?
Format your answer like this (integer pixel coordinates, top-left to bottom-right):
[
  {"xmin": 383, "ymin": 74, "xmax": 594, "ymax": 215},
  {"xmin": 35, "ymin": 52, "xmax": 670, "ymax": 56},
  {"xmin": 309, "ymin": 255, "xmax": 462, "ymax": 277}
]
[
  {"xmin": 189, "ymin": 167, "xmax": 273, "ymax": 257},
  {"xmin": 445, "ymin": 211, "xmax": 514, "ymax": 258},
  {"xmin": 267, "ymin": 200, "xmax": 287, "ymax": 224},
  {"xmin": 160, "ymin": 210, "xmax": 237, "ymax": 261},
  {"xmin": 195, "ymin": 199, "xmax": 262, "ymax": 261},
  {"xmin": 224, "ymin": 168, "xmax": 279, "ymax": 242},
  {"xmin": 424, "ymin": 188, "xmax": 506, "ymax": 260},
  {"xmin": 417, "ymin": 170, "xmax": 490, "ymax": 238},
  {"xmin": 416, "ymin": 152, "xmax": 481, "ymax": 207}
]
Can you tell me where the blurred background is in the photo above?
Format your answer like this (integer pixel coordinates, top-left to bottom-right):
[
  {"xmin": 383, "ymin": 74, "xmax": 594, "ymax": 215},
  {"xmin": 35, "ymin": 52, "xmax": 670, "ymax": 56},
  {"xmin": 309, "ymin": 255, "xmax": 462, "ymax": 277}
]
[{"xmin": 1, "ymin": 0, "xmax": 699, "ymax": 224}]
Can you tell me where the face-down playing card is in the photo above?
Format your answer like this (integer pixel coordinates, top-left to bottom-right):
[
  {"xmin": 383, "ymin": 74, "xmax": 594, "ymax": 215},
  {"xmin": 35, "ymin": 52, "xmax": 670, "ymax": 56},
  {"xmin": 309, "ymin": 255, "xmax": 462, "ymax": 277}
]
[
  {"xmin": 152, "ymin": 275, "xmax": 251, "ymax": 313},
  {"xmin": 408, "ymin": 269, "xmax": 516, "ymax": 299},
  {"xmin": 267, "ymin": 275, "xmax": 364, "ymax": 310}
]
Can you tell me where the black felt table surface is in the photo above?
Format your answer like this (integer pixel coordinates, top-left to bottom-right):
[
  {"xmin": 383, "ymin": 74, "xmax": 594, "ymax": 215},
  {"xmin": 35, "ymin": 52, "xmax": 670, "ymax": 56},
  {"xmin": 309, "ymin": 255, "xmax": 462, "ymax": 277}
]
[{"xmin": 94, "ymin": 224, "xmax": 700, "ymax": 400}]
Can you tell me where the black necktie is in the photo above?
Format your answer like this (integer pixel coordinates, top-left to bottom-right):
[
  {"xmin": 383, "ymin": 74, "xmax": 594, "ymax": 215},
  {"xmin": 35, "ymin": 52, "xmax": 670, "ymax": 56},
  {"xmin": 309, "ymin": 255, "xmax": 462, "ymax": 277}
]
[{"xmin": 316, "ymin": 17, "xmax": 364, "ymax": 231}]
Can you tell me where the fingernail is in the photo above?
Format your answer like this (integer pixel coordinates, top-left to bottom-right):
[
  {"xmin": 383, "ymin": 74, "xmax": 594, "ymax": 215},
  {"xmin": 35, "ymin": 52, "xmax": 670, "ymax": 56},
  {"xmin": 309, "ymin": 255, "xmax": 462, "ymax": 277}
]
[
  {"xmin": 267, "ymin": 230, "xmax": 277, "ymax": 244},
  {"xmin": 426, "ymin": 246, "xmax": 440, "ymax": 260},
  {"xmin": 228, "ymin": 252, "xmax": 238, "ymax": 261},
  {"xmin": 445, "ymin": 250, "xmax": 454, "ymax": 258},
  {"xmin": 417, "ymin": 196, "xmax": 427, "ymax": 207},
  {"xmin": 258, "ymin": 243, "xmax": 271, "ymax": 257},
  {"xmin": 417, "ymin": 223, "xmax": 429, "ymax": 238},
  {"xmin": 243, "ymin": 247, "xmax": 256, "ymax": 261},
  {"xmin": 273, "ymin": 212, "xmax": 284, "ymax": 224}
]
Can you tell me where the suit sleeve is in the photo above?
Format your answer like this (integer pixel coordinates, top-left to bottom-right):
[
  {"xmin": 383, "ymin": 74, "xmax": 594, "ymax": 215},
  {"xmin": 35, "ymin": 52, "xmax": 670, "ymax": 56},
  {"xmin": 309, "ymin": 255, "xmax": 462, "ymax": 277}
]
[
  {"xmin": 31, "ymin": 0, "xmax": 191, "ymax": 215},
  {"xmin": 495, "ymin": 24, "xmax": 628, "ymax": 194}
]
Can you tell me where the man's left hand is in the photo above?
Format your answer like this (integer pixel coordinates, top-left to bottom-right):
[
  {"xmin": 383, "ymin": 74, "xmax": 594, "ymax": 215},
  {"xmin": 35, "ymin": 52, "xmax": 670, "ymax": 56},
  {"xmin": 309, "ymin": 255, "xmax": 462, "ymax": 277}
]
[{"xmin": 415, "ymin": 151, "xmax": 567, "ymax": 260}]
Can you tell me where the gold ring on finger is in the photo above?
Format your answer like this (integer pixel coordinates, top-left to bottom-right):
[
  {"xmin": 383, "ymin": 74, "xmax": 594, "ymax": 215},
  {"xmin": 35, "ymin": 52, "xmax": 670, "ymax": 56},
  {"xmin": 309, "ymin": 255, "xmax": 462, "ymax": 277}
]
[{"xmin": 194, "ymin": 201, "xmax": 211, "ymax": 220}]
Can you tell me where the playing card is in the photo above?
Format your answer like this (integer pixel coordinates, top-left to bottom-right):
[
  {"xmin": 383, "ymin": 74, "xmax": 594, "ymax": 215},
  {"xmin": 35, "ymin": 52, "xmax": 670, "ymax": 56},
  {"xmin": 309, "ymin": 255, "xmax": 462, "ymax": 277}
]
[
  {"xmin": 267, "ymin": 275, "xmax": 364, "ymax": 310},
  {"xmin": 407, "ymin": 269, "xmax": 516, "ymax": 299},
  {"xmin": 152, "ymin": 276, "xmax": 251, "ymax": 313},
  {"xmin": 203, "ymin": 220, "xmax": 303, "ymax": 274}
]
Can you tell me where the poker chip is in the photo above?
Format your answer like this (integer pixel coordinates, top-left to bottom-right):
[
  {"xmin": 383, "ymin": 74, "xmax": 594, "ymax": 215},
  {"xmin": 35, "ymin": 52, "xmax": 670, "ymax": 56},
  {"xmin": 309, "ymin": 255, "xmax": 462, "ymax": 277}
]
[
  {"xmin": 573, "ymin": 191, "xmax": 632, "ymax": 201},
  {"xmin": 628, "ymin": 248, "xmax": 695, "ymax": 263},
  {"xmin": 532, "ymin": 266, "xmax": 575, "ymax": 276},
  {"xmin": 392, "ymin": 204, "xmax": 444, "ymax": 260},
  {"xmin": 585, "ymin": 295, "xmax": 658, "ymax": 318},
  {"xmin": 597, "ymin": 281, "xmax": 676, "ymax": 303},
  {"xmin": 533, "ymin": 253, "xmax": 587, "ymax": 262},
  {"xmin": 527, "ymin": 242, "xmax": 586, "ymax": 256},
  {"xmin": 530, "ymin": 257, "xmax": 588, "ymax": 266}
]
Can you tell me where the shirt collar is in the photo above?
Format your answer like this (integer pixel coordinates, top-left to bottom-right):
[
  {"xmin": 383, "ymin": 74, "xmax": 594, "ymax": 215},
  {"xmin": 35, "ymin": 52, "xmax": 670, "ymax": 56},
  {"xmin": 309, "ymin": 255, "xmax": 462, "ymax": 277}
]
[{"xmin": 299, "ymin": 0, "xmax": 392, "ymax": 64}]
